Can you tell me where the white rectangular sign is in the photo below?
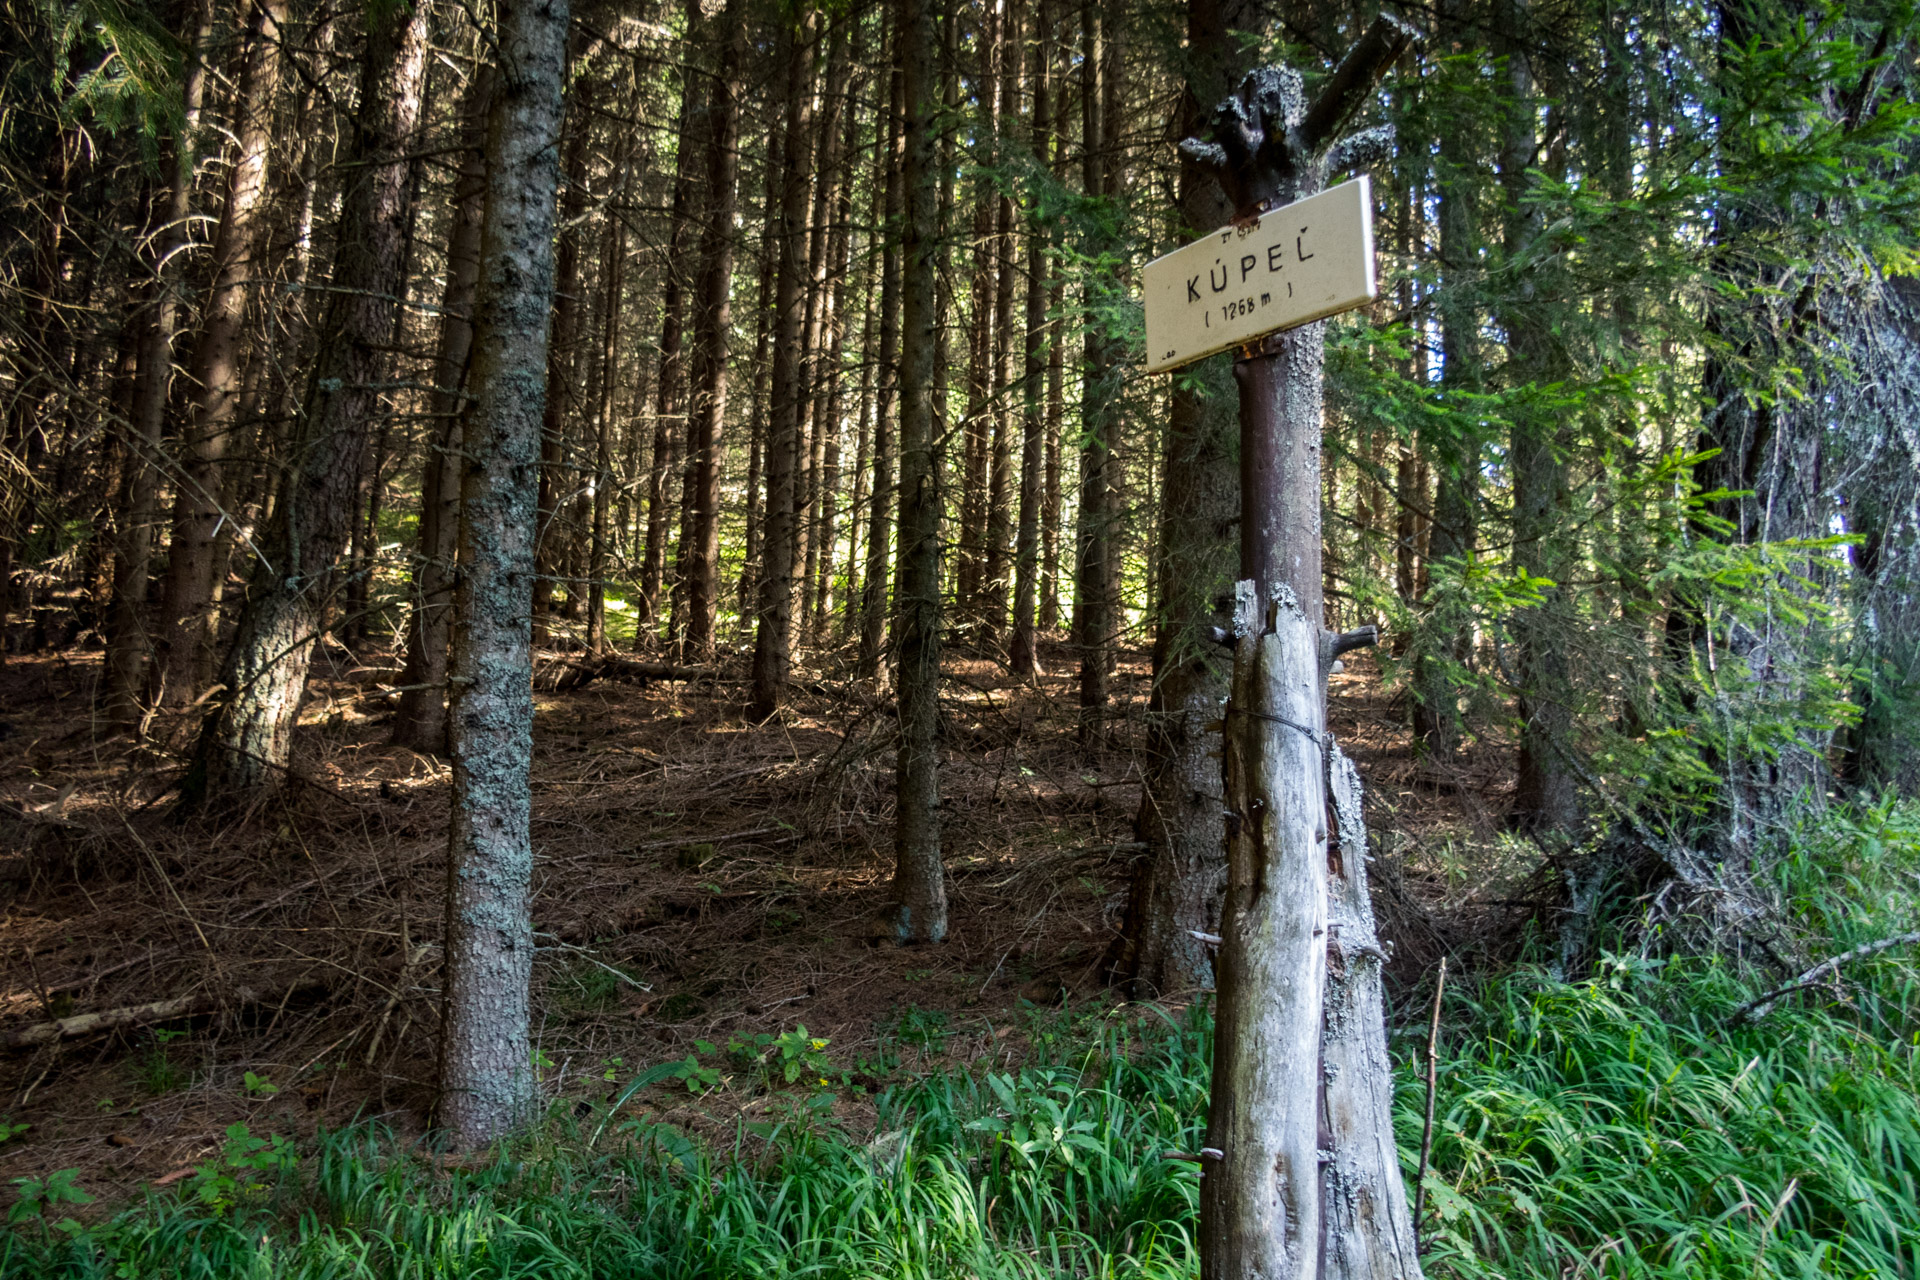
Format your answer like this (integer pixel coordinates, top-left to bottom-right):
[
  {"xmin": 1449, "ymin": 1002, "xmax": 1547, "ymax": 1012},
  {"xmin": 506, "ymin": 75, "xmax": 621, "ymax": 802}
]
[{"xmin": 1142, "ymin": 176, "xmax": 1377, "ymax": 374}]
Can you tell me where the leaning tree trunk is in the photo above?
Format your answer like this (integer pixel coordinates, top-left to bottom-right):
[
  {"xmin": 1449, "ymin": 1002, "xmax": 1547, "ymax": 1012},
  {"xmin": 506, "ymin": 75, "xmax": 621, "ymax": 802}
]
[
  {"xmin": 392, "ymin": 64, "xmax": 494, "ymax": 755},
  {"xmin": 883, "ymin": 0, "xmax": 946, "ymax": 944},
  {"xmin": 438, "ymin": 0, "xmax": 569, "ymax": 1147},
  {"xmin": 181, "ymin": 0, "xmax": 431, "ymax": 807}
]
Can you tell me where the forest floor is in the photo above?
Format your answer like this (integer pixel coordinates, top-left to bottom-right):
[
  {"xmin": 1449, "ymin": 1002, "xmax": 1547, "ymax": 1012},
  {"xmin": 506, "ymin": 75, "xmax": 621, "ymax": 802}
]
[{"xmin": 0, "ymin": 628, "xmax": 1541, "ymax": 1205}]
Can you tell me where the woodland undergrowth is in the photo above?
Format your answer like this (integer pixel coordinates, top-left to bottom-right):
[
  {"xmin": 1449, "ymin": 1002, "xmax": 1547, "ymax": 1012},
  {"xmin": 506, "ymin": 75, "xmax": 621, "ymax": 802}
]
[{"xmin": 4, "ymin": 800, "xmax": 1919, "ymax": 1280}]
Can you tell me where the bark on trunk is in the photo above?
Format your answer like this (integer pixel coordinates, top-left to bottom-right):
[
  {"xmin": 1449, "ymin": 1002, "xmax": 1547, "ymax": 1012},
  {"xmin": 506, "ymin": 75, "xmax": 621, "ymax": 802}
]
[
  {"xmin": 438, "ymin": 0, "xmax": 569, "ymax": 1147},
  {"xmin": 884, "ymin": 0, "xmax": 946, "ymax": 943},
  {"xmin": 1204, "ymin": 582, "xmax": 1329, "ymax": 1280},
  {"xmin": 181, "ymin": 0, "xmax": 431, "ymax": 807},
  {"xmin": 1322, "ymin": 746, "xmax": 1424, "ymax": 1280}
]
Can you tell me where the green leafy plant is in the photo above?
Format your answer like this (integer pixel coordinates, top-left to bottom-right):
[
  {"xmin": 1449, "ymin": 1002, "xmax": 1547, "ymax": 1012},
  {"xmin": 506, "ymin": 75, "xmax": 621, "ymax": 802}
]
[
  {"xmin": 186, "ymin": 1123, "xmax": 294, "ymax": 1216},
  {"xmin": 0, "ymin": 1117, "xmax": 28, "ymax": 1145},
  {"xmin": 8, "ymin": 1168, "xmax": 91, "ymax": 1226},
  {"xmin": 241, "ymin": 1070, "xmax": 278, "ymax": 1098},
  {"xmin": 671, "ymin": 1041, "xmax": 722, "ymax": 1094}
]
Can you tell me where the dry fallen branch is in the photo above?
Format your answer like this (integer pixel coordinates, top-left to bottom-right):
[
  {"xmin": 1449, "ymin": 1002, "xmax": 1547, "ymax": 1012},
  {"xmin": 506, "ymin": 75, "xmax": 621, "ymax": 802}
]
[
  {"xmin": 1733, "ymin": 931, "xmax": 1920, "ymax": 1023},
  {"xmin": 0, "ymin": 980, "xmax": 328, "ymax": 1050}
]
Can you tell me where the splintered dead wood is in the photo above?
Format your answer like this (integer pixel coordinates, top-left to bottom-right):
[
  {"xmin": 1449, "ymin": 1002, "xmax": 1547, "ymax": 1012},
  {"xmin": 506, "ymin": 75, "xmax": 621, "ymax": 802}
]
[{"xmin": 0, "ymin": 640, "xmax": 1500, "ymax": 1194}]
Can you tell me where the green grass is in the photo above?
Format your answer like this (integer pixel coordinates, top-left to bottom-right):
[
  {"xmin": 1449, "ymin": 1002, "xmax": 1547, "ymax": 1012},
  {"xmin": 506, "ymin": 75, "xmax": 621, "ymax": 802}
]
[{"xmin": 7, "ymin": 801, "xmax": 1919, "ymax": 1278}]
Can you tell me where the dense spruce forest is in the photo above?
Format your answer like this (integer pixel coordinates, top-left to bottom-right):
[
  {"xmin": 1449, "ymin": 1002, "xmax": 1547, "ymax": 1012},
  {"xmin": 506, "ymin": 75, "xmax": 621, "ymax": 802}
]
[{"xmin": 2, "ymin": 0, "xmax": 1919, "ymax": 1271}]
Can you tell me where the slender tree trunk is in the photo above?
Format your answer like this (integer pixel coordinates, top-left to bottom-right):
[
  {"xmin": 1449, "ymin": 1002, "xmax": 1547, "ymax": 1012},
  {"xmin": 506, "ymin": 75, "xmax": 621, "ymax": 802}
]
[
  {"xmin": 737, "ymin": 240, "xmax": 775, "ymax": 633},
  {"xmin": 958, "ymin": 6, "xmax": 1000, "ymax": 624},
  {"xmin": 883, "ymin": 0, "xmax": 946, "ymax": 943},
  {"xmin": 982, "ymin": 2, "xmax": 1023, "ymax": 647},
  {"xmin": 102, "ymin": 0, "xmax": 211, "ymax": 693},
  {"xmin": 181, "ymin": 0, "xmax": 431, "ymax": 807},
  {"xmin": 749, "ymin": 10, "xmax": 819, "ymax": 721},
  {"xmin": 812, "ymin": 72, "xmax": 861, "ymax": 637},
  {"xmin": 587, "ymin": 210, "xmax": 626, "ymax": 656},
  {"xmin": 1009, "ymin": 3, "xmax": 1051, "ymax": 678},
  {"xmin": 104, "ymin": 288, "xmax": 157, "ymax": 726},
  {"xmin": 533, "ymin": 88, "xmax": 592, "ymax": 645},
  {"xmin": 677, "ymin": 0, "xmax": 743, "ymax": 660},
  {"xmin": 1500, "ymin": 11, "xmax": 1580, "ymax": 836},
  {"xmin": 1412, "ymin": 0, "xmax": 1478, "ymax": 759},
  {"xmin": 793, "ymin": 25, "xmax": 846, "ymax": 642},
  {"xmin": 152, "ymin": 0, "xmax": 289, "ymax": 703},
  {"xmin": 1040, "ymin": 267, "xmax": 1065, "ymax": 631},
  {"xmin": 857, "ymin": 52, "xmax": 905, "ymax": 682},
  {"xmin": 439, "ymin": 0, "xmax": 568, "ymax": 1147},
  {"xmin": 393, "ymin": 66, "xmax": 494, "ymax": 754},
  {"xmin": 640, "ymin": 27, "xmax": 703, "ymax": 643},
  {"xmin": 1072, "ymin": 2, "xmax": 1115, "ymax": 746}
]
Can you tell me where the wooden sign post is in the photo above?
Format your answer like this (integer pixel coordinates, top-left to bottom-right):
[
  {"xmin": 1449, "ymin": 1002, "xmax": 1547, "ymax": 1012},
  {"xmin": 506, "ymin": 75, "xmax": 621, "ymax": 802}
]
[
  {"xmin": 1148, "ymin": 17, "xmax": 1427, "ymax": 1280},
  {"xmin": 1142, "ymin": 177, "xmax": 1377, "ymax": 375}
]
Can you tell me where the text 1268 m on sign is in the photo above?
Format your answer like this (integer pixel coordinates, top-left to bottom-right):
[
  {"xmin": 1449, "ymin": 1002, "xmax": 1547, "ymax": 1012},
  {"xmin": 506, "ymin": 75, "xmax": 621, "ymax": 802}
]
[{"xmin": 1141, "ymin": 176, "xmax": 1377, "ymax": 374}]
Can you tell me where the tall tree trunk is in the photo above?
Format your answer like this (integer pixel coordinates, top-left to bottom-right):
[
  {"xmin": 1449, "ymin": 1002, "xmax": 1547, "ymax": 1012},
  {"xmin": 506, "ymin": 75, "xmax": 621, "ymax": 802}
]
[
  {"xmin": 857, "ymin": 50, "xmax": 905, "ymax": 682},
  {"xmin": 883, "ymin": 0, "xmax": 946, "ymax": 943},
  {"xmin": 104, "ymin": 297, "xmax": 156, "ymax": 727},
  {"xmin": 737, "ymin": 237, "xmax": 775, "ymax": 633},
  {"xmin": 393, "ymin": 65, "xmax": 495, "ymax": 754},
  {"xmin": 1112, "ymin": 0, "xmax": 1243, "ymax": 998},
  {"xmin": 677, "ymin": 0, "xmax": 743, "ymax": 660},
  {"xmin": 1008, "ymin": 0, "xmax": 1051, "ymax": 677},
  {"xmin": 99, "ymin": 0, "xmax": 212, "ymax": 694},
  {"xmin": 1500, "ymin": 7, "xmax": 1580, "ymax": 837},
  {"xmin": 1412, "ymin": 0, "xmax": 1479, "ymax": 759},
  {"xmin": 439, "ymin": 0, "xmax": 569, "ymax": 1147},
  {"xmin": 639, "ymin": 27, "xmax": 703, "ymax": 644},
  {"xmin": 587, "ymin": 206, "xmax": 626, "ymax": 656},
  {"xmin": 958, "ymin": 5, "xmax": 1000, "ymax": 625},
  {"xmin": 533, "ymin": 86, "xmax": 593, "ymax": 645},
  {"xmin": 982, "ymin": 2, "xmax": 1023, "ymax": 647},
  {"xmin": 812, "ymin": 71, "xmax": 862, "ymax": 637},
  {"xmin": 181, "ymin": 0, "xmax": 431, "ymax": 807},
  {"xmin": 152, "ymin": 0, "xmax": 289, "ymax": 704},
  {"xmin": 748, "ymin": 10, "xmax": 818, "ymax": 722},
  {"xmin": 1072, "ymin": 1, "xmax": 1115, "ymax": 746},
  {"xmin": 1040, "ymin": 268, "xmax": 1065, "ymax": 631}
]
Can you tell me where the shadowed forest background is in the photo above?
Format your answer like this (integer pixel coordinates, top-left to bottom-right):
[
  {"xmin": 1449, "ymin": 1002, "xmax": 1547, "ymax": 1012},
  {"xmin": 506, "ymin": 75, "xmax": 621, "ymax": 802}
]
[{"xmin": 2, "ymin": 0, "xmax": 1920, "ymax": 1272}]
